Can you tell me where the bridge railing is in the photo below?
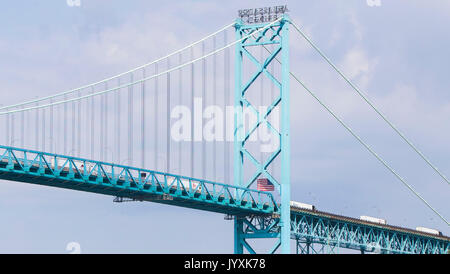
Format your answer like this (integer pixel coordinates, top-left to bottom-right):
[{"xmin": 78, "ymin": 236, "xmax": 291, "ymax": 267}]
[{"xmin": 0, "ymin": 145, "xmax": 278, "ymax": 214}]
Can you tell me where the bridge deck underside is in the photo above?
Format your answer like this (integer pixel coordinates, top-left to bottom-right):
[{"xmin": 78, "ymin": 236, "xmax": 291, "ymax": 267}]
[
  {"xmin": 0, "ymin": 147, "xmax": 448, "ymax": 254},
  {"xmin": 0, "ymin": 162, "xmax": 271, "ymax": 216}
]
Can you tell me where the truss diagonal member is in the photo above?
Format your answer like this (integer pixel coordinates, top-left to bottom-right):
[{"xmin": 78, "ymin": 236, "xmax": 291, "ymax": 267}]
[
  {"xmin": 242, "ymin": 239, "xmax": 257, "ymax": 254},
  {"xmin": 241, "ymin": 146, "xmax": 279, "ymax": 189},
  {"xmin": 240, "ymin": 46, "xmax": 282, "ymax": 95},
  {"xmin": 240, "ymin": 96, "xmax": 281, "ymax": 145},
  {"xmin": 269, "ymin": 239, "xmax": 281, "ymax": 254}
]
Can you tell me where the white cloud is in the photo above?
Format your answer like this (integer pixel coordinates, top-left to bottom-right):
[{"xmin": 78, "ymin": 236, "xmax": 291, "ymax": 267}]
[
  {"xmin": 375, "ymin": 84, "xmax": 450, "ymax": 145},
  {"xmin": 340, "ymin": 47, "xmax": 378, "ymax": 89},
  {"xmin": 349, "ymin": 12, "xmax": 364, "ymax": 42}
]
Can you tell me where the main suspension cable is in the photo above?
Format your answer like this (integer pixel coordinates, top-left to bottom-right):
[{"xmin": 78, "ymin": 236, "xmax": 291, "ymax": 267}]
[
  {"xmin": 260, "ymin": 43, "xmax": 449, "ymax": 226},
  {"xmin": 0, "ymin": 18, "xmax": 282, "ymax": 116},
  {"xmin": 290, "ymin": 20, "xmax": 450, "ymax": 187},
  {"xmin": 0, "ymin": 21, "xmax": 236, "ymax": 111}
]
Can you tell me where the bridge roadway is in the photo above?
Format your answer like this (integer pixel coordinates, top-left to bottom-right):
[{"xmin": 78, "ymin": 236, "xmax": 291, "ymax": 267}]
[
  {"xmin": 290, "ymin": 207, "xmax": 449, "ymax": 253},
  {"xmin": 0, "ymin": 145, "xmax": 448, "ymax": 253},
  {"xmin": 0, "ymin": 145, "xmax": 277, "ymax": 216}
]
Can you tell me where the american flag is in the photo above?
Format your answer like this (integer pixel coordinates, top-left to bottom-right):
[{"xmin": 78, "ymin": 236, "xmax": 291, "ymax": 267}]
[{"xmin": 257, "ymin": 178, "xmax": 274, "ymax": 191}]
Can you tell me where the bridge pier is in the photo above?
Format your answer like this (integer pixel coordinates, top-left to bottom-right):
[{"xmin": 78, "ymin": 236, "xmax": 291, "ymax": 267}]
[
  {"xmin": 296, "ymin": 239, "xmax": 312, "ymax": 254},
  {"xmin": 234, "ymin": 218, "xmax": 244, "ymax": 254}
]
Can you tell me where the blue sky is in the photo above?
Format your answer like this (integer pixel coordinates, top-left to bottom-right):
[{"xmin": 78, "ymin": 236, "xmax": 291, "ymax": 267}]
[{"xmin": 0, "ymin": 0, "xmax": 449, "ymax": 253}]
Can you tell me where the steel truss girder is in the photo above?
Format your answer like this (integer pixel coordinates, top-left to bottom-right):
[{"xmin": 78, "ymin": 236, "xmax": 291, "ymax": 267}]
[
  {"xmin": 234, "ymin": 14, "xmax": 291, "ymax": 254},
  {"xmin": 291, "ymin": 212, "xmax": 450, "ymax": 254},
  {"xmin": 234, "ymin": 215, "xmax": 281, "ymax": 254},
  {"xmin": 0, "ymin": 144, "xmax": 448, "ymax": 253},
  {"xmin": 295, "ymin": 239, "xmax": 340, "ymax": 254},
  {"xmin": 0, "ymin": 145, "xmax": 278, "ymax": 216}
]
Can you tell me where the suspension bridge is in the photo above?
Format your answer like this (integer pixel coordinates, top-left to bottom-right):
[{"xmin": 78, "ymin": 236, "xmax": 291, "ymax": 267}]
[{"xmin": 0, "ymin": 10, "xmax": 449, "ymax": 254}]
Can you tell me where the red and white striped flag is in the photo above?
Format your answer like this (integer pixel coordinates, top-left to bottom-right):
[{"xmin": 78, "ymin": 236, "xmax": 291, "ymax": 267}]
[{"xmin": 257, "ymin": 178, "xmax": 274, "ymax": 191}]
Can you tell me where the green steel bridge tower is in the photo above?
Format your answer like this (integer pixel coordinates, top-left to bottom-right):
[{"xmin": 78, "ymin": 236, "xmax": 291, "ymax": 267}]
[{"xmin": 233, "ymin": 14, "xmax": 291, "ymax": 254}]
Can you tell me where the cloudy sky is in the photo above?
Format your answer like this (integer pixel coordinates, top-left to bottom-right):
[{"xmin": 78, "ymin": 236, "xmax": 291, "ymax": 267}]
[{"xmin": 0, "ymin": 0, "xmax": 449, "ymax": 253}]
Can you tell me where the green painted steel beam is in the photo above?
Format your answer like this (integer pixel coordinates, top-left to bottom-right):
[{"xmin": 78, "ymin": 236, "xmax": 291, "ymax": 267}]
[{"xmin": 0, "ymin": 145, "xmax": 277, "ymax": 216}]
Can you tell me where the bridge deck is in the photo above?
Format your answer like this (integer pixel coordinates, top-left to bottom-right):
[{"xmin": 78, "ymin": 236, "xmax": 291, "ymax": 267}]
[
  {"xmin": 291, "ymin": 207, "xmax": 449, "ymax": 242},
  {"xmin": 0, "ymin": 145, "xmax": 448, "ymax": 253},
  {"xmin": 290, "ymin": 207, "xmax": 449, "ymax": 253},
  {"xmin": 0, "ymin": 146, "xmax": 277, "ymax": 216}
]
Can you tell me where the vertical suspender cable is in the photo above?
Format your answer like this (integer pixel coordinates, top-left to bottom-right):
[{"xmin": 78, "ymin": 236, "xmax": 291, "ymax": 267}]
[
  {"xmin": 27, "ymin": 109, "xmax": 30, "ymax": 148},
  {"xmin": 36, "ymin": 101, "xmax": 39, "ymax": 150},
  {"xmin": 224, "ymin": 30, "xmax": 230, "ymax": 184},
  {"xmin": 6, "ymin": 109, "xmax": 9, "ymax": 145},
  {"xmin": 90, "ymin": 86, "xmax": 95, "ymax": 159},
  {"xmin": 167, "ymin": 59, "xmax": 171, "ymax": 173},
  {"xmin": 178, "ymin": 53, "xmax": 182, "ymax": 174},
  {"xmin": 154, "ymin": 64, "xmax": 158, "ymax": 170},
  {"xmin": 64, "ymin": 96, "xmax": 67, "ymax": 155},
  {"xmin": 128, "ymin": 73, "xmax": 133, "ymax": 165},
  {"xmin": 117, "ymin": 78, "xmax": 121, "ymax": 163},
  {"xmin": 55, "ymin": 103, "xmax": 58, "ymax": 153},
  {"xmin": 5, "ymin": 114, "xmax": 8, "ymax": 145},
  {"xmin": 9, "ymin": 111, "xmax": 14, "ymax": 146},
  {"xmin": 72, "ymin": 95, "xmax": 76, "ymax": 156},
  {"xmin": 190, "ymin": 46, "xmax": 195, "ymax": 177},
  {"xmin": 11, "ymin": 113, "xmax": 15, "ymax": 146},
  {"xmin": 21, "ymin": 108, "xmax": 24, "ymax": 148},
  {"xmin": 100, "ymin": 85, "xmax": 104, "ymax": 160},
  {"xmin": 77, "ymin": 91, "xmax": 81, "ymax": 157},
  {"xmin": 84, "ymin": 94, "xmax": 88, "ymax": 157},
  {"xmin": 213, "ymin": 36, "xmax": 217, "ymax": 181},
  {"xmin": 141, "ymin": 68, "xmax": 146, "ymax": 168},
  {"xmin": 42, "ymin": 108, "xmax": 45, "ymax": 151},
  {"xmin": 202, "ymin": 41, "xmax": 206, "ymax": 179},
  {"xmin": 104, "ymin": 83, "xmax": 108, "ymax": 160},
  {"xmin": 50, "ymin": 99, "xmax": 53, "ymax": 152},
  {"xmin": 4, "ymin": 106, "xmax": 7, "ymax": 145}
]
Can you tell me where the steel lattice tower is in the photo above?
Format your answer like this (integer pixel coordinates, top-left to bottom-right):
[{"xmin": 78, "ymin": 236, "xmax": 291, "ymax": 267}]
[{"xmin": 233, "ymin": 14, "xmax": 291, "ymax": 254}]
